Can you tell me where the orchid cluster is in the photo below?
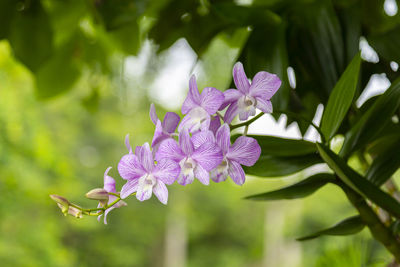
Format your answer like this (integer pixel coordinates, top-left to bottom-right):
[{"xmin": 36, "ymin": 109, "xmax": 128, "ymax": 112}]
[{"xmin": 50, "ymin": 62, "xmax": 281, "ymax": 224}]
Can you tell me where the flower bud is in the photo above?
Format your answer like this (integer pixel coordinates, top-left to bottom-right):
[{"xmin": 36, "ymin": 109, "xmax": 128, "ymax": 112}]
[
  {"xmin": 86, "ymin": 188, "xmax": 109, "ymax": 201},
  {"xmin": 67, "ymin": 206, "xmax": 83, "ymax": 218},
  {"xmin": 50, "ymin": 195, "xmax": 70, "ymax": 215}
]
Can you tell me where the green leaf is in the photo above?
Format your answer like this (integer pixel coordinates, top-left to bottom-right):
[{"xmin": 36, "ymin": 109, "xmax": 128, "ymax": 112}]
[
  {"xmin": 0, "ymin": 0, "xmax": 17, "ymax": 40},
  {"xmin": 243, "ymin": 154, "xmax": 322, "ymax": 177},
  {"xmin": 317, "ymin": 143, "xmax": 400, "ymax": 218},
  {"xmin": 366, "ymin": 138, "xmax": 400, "ymax": 186},
  {"xmin": 8, "ymin": 0, "xmax": 53, "ymax": 72},
  {"xmin": 297, "ymin": 215, "xmax": 365, "ymax": 241},
  {"xmin": 340, "ymin": 77, "xmax": 400, "ymax": 158},
  {"xmin": 245, "ymin": 173, "xmax": 335, "ymax": 201},
  {"xmin": 239, "ymin": 135, "xmax": 317, "ymax": 156},
  {"xmin": 320, "ymin": 53, "xmax": 361, "ymax": 140}
]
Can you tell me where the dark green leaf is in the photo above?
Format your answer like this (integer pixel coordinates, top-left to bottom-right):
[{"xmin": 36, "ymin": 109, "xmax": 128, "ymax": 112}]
[
  {"xmin": 297, "ymin": 215, "xmax": 364, "ymax": 241},
  {"xmin": 0, "ymin": 0, "xmax": 17, "ymax": 40},
  {"xmin": 366, "ymin": 138, "xmax": 400, "ymax": 186},
  {"xmin": 340, "ymin": 78, "xmax": 400, "ymax": 158},
  {"xmin": 245, "ymin": 173, "xmax": 335, "ymax": 201},
  {"xmin": 242, "ymin": 135, "xmax": 317, "ymax": 156},
  {"xmin": 320, "ymin": 53, "xmax": 361, "ymax": 140},
  {"xmin": 35, "ymin": 36, "xmax": 80, "ymax": 99},
  {"xmin": 317, "ymin": 143, "xmax": 400, "ymax": 218},
  {"xmin": 243, "ymin": 154, "xmax": 322, "ymax": 177},
  {"xmin": 8, "ymin": 0, "xmax": 53, "ymax": 72}
]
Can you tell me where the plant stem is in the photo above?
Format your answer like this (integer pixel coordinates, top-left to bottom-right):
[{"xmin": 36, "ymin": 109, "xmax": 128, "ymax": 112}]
[
  {"xmin": 230, "ymin": 112, "xmax": 265, "ymax": 130},
  {"xmin": 342, "ymin": 183, "xmax": 400, "ymax": 263}
]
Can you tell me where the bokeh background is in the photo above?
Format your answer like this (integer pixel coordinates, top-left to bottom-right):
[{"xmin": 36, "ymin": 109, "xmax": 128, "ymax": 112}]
[{"xmin": 1, "ymin": 0, "xmax": 399, "ymax": 266}]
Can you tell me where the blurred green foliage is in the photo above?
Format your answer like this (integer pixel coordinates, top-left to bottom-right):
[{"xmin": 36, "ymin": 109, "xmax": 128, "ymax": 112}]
[{"xmin": 1, "ymin": 0, "xmax": 400, "ymax": 266}]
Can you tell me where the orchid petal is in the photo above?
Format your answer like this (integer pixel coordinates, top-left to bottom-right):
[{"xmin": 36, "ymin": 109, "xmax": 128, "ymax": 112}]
[
  {"xmin": 255, "ymin": 98, "xmax": 273, "ymax": 113},
  {"xmin": 104, "ymin": 167, "xmax": 116, "ymax": 193},
  {"xmin": 238, "ymin": 107, "xmax": 256, "ymax": 121},
  {"xmin": 136, "ymin": 177, "xmax": 153, "ymax": 202},
  {"xmin": 151, "ymin": 120, "xmax": 167, "ymax": 148},
  {"xmin": 179, "ymin": 129, "xmax": 194, "ymax": 155},
  {"xmin": 177, "ymin": 172, "xmax": 195, "ymax": 186},
  {"xmin": 149, "ymin": 103, "xmax": 158, "ymax": 125},
  {"xmin": 220, "ymin": 89, "xmax": 243, "ymax": 110},
  {"xmin": 125, "ymin": 134, "xmax": 133, "ymax": 154},
  {"xmin": 137, "ymin": 143, "xmax": 154, "ymax": 172},
  {"xmin": 191, "ymin": 130, "xmax": 215, "ymax": 149},
  {"xmin": 118, "ymin": 154, "xmax": 145, "ymax": 180},
  {"xmin": 192, "ymin": 141, "xmax": 223, "ymax": 171},
  {"xmin": 200, "ymin": 87, "xmax": 225, "ymax": 114},
  {"xmin": 249, "ymin": 71, "xmax": 281, "ymax": 99},
  {"xmin": 155, "ymin": 139, "xmax": 185, "ymax": 163},
  {"xmin": 182, "ymin": 75, "xmax": 201, "ymax": 114},
  {"xmin": 227, "ymin": 136, "xmax": 261, "ymax": 166},
  {"xmin": 233, "ymin": 62, "xmax": 250, "ymax": 94},
  {"xmin": 211, "ymin": 168, "xmax": 228, "ymax": 183},
  {"xmin": 120, "ymin": 179, "xmax": 139, "ymax": 199},
  {"xmin": 194, "ymin": 164, "xmax": 210, "ymax": 185},
  {"xmin": 228, "ymin": 161, "xmax": 246, "ymax": 185},
  {"xmin": 162, "ymin": 112, "xmax": 180, "ymax": 133},
  {"xmin": 215, "ymin": 124, "xmax": 230, "ymax": 155},
  {"xmin": 209, "ymin": 115, "xmax": 221, "ymax": 135},
  {"xmin": 153, "ymin": 181, "xmax": 168, "ymax": 204},
  {"xmin": 223, "ymin": 101, "xmax": 239, "ymax": 124},
  {"xmin": 153, "ymin": 158, "xmax": 180, "ymax": 185}
]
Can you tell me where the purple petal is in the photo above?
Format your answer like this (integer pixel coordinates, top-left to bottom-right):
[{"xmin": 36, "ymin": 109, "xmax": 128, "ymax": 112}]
[
  {"xmin": 211, "ymin": 168, "xmax": 228, "ymax": 183},
  {"xmin": 120, "ymin": 179, "xmax": 139, "ymax": 199},
  {"xmin": 199, "ymin": 87, "xmax": 225, "ymax": 115},
  {"xmin": 191, "ymin": 131, "xmax": 215, "ymax": 149},
  {"xmin": 177, "ymin": 172, "xmax": 195, "ymax": 186},
  {"xmin": 209, "ymin": 115, "xmax": 221, "ymax": 135},
  {"xmin": 178, "ymin": 107, "xmax": 209, "ymax": 133},
  {"xmin": 149, "ymin": 103, "xmax": 158, "ymax": 125},
  {"xmin": 118, "ymin": 154, "xmax": 146, "ymax": 180},
  {"xmin": 249, "ymin": 71, "xmax": 281, "ymax": 99},
  {"xmin": 223, "ymin": 102, "xmax": 239, "ymax": 124},
  {"xmin": 220, "ymin": 89, "xmax": 243, "ymax": 110},
  {"xmin": 104, "ymin": 167, "xmax": 116, "ymax": 193},
  {"xmin": 153, "ymin": 158, "xmax": 180, "ymax": 185},
  {"xmin": 256, "ymin": 98, "xmax": 273, "ymax": 113},
  {"xmin": 233, "ymin": 62, "xmax": 250, "ymax": 94},
  {"xmin": 182, "ymin": 75, "xmax": 201, "ymax": 114},
  {"xmin": 179, "ymin": 129, "xmax": 194, "ymax": 155},
  {"xmin": 153, "ymin": 181, "xmax": 168, "ymax": 204},
  {"xmin": 136, "ymin": 179, "xmax": 153, "ymax": 202},
  {"xmin": 138, "ymin": 143, "xmax": 154, "ymax": 172},
  {"xmin": 194, "ymin": 164, "xmax": 210, "ymax": 185},
  {"xmin": 155, "ymin": 139, "xmax": 185, "ymax": 163},
  {"xmin": 192, "ymin": 142, "xmax": 223, "ymax": 171},
  {"xmin": 151, "ymin": 120, "xmax": 167, "ymax": 148},
  {"xmin": 102, "ymin": 206, "xmax": 115, "ymax": 224},
  {"xmin": 215, "ymin": 124, "xmax": 230, "ymax": 155},
  {"xmin": 162, "ymin": 112, "xmax": 180, "ymax": 133},
  {"xmin": 227, "ymin": 136, "xmax": 261, "ymax": 166},
  {"xmin": 228, "ymin": 161, "xmax": 246, "ymax": 185},
  {"xmin": 135, "ymin": 145, "xmax": 142, "ymax": 157},
  {"xmin": 125, "ymin": 134, "xmax": 133, "ymax": 154},
  {"xmin": 238, "ymin": 107, "xmax": 256, "ymax": 121}
]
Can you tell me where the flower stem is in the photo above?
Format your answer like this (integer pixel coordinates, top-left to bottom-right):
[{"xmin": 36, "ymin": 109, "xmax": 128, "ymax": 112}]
[{"xmin": 230, "ymin": 112, "xmax": 265, "ymax": 130}]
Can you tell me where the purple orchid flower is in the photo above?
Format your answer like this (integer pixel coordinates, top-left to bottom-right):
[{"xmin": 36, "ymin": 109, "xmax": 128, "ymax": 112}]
[
  {"xmin": 178, "ymin": 75, "xmax": 224, "ymax": 133},
  {"xmin": 97, "ymin": 167, "xmax": 127, "ymax": 224},
  {"xmin": 155, "ymin": 129, "xmax": 223, "ymax": 186},
  {"xmin": 149, "ymin": 104, "xmax": 180, "ymax": 151},
  {"xmin": 118, "ymin": 142, "xmax": 180, "ymax": 204},
  {"xmin": 211, "ymin": 124, "xmax": 261, "ymax": 185},
  {"xmin": 222, "ymin": 62, "xmax": 281, "ymax": 124}
]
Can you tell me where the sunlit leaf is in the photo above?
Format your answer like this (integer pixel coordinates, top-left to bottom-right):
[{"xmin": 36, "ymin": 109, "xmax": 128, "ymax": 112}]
[
  {"xmin": 320, "ymin": 53, "xmax": 361, "ymax": 140},
  {"xmin": 297, "ymin": 215, "xmax": 365, "ymax": 241},
  {"xmin": 245, "ymin": 173, "xmax": 335, "ymax": 201},
  {"xmin": 340, "ymin": 78, "xmax": 400, "ymax": 158}
]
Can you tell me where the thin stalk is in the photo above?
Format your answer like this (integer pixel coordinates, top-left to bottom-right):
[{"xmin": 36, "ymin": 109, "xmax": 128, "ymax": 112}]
[
  {"xmin": 342, "ymin": 183, "xmax": 400, "ymax": 263},
  {"xmin": 230, "ymin": 112, "xmax": 265, "ymax": 130}
]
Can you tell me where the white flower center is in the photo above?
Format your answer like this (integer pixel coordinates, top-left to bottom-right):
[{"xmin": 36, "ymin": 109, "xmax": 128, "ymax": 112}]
[
  {"xmin": 180, "ymin": 157, "xmax": 196, "ymax": 176},
  {"xmin": 185, "ymin": 107, "xmax": 209, "ymax": 132}
]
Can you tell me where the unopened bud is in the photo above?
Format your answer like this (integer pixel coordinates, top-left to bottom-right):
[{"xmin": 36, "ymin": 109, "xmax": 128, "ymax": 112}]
[
  {"xmin": 68, "ymin": 206, "xmax": 83, "ymax": 218},
  {"xmin": 50, "ymin": 195, "xmax": 70, "ymax": 215},
  {"xmin": 86, "ymin": 188, "xmax": 109, "ymax": 201}
]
